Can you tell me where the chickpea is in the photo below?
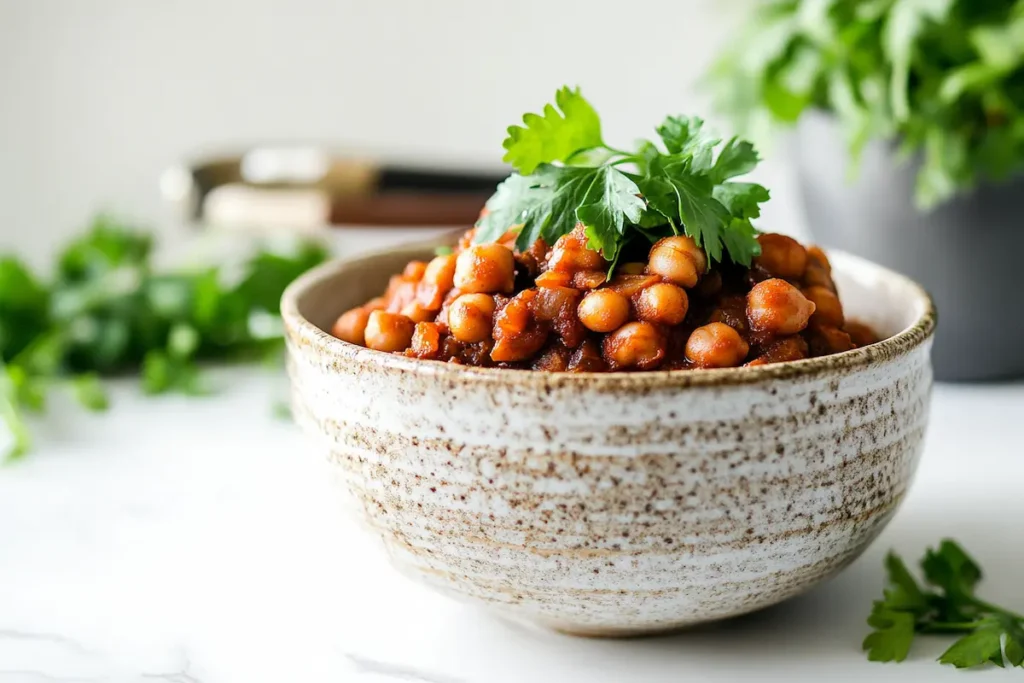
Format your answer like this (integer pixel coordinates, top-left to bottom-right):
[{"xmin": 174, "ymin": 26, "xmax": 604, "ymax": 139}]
[
  {"xmin": 417, "ymin": 256, "xmax": 458, "ymax": 311},
  {"xmin": 803, "ymin": 285, "xmax": 844, "ymax": 327},
  {"xmin": 453, "ymin": 244, "xmax": 515, "ymax": 294},
  {"xmin": 547, "ymin": 225, "xmax": 607, "ymax": 273},
  {"xmin": 423, "ymin": 254, "xmax": 457, "ymax": 291},
  {"xmin": 647, "ymin": 236, "xmax": 707, "ymax": 288},
  {"xmin": 807, "ymin": 325, "xmax": 854, "ymax": 357},
  {"xmin": 364, "ymin": 296, "xmax": 388, "ymax": 311},
  {"xmin": 685, "ymin": 323, "xmax": 750, "ymax": 368},
  {"xmin": 754, "ymin": 233, "xmax": 808, "ymax": 279},
  {"xmin": 807, "ymin": 246, "xmax": 832, "ymax": 273},
  {"xmin": 364, "ymin": 311, "xmax": 415, "ymax": 352},
  {"xmin": 845, "ymin": 321, "xmax": 878, "ymax": 348},
  {"xmin": 746, "ymin": 279, "xmax": 816, "ymax": 335},
  {"xmin": 635, "ymin": 283, "xmax": 689, "ymax": 326},
  {"xmin": 745, "ymin": 336, "xmax": 808, "ymax": 366},
  {"xmin": 331, "ymin": 307, "xmax": 370, "ymax": 345},
  {"xmin": 400, "ymin": 301, "xmax": 434, "ymax": 323},
  {"xmin": 602, "ymin": 321, "xmax": 667, "ymax": 370},
  {"xmin": 577, "ymin": 289, "xmax": 630, "ymax": 333},
  {"xmin": 448, "ymin": 293, "xmax": 496, "ymax": 343},
  {"xmin": 402, "ymin": 260, "xmax": 428, "ymax": 281}
]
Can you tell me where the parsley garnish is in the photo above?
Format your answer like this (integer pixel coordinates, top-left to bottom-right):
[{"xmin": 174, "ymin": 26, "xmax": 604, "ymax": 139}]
[
  {"xmin": 0, "ymin": 215, "xmax": 328, "ymax": 461},
  {"xmin": 865, "ymin": 540, "xmax": 1024, "ymax": 669},
  {"xmin": 477, "ymin": 87, "xmax": 767, "ymax": 268}
]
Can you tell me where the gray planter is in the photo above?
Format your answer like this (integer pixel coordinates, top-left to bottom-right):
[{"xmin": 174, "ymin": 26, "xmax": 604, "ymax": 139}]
[{"xmin": 793, "ymin": 110, "xmax": 1024, "ymax": 382}]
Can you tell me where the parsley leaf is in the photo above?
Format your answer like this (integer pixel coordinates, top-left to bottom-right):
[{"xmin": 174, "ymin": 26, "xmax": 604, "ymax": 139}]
[
  {"xmin": 864, "ymin": 608, "xmax": 917, "ymax": 662},
  {"xmin": 939, "ymin": 621, "xmax": 1006, "ymax": 669},
  {"xmin": 0, "ymin": 215, "xmax": 329, "ymax": 461},
  {"xmin": 479, "ymin": 88, "xmax": 767, "ymax": 268},
  {"xmin": 575, "ymin": 166, "xmax": 646, "ymax": 263},
  {"xmin": 478, "ymin": 165, "xmax": 593, "ymax": 250},
  {"xmin": 502, "ymin": 86, "xmax": 604, "ymax": 174},
  {"xmin": 864, "ymin": 540, "xmax": 1024, "ymax": 669}
]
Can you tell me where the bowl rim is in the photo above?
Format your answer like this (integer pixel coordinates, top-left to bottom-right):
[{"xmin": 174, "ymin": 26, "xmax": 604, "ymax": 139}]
[{"xmin": 282, "ymin": 239, "xmax": 936, "ymax": 389}]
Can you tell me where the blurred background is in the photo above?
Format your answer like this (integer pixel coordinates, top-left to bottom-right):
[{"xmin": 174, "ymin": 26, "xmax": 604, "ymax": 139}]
[{"xmin": 0, "ymin": 0, "xmax": 801, "ymax": 262}]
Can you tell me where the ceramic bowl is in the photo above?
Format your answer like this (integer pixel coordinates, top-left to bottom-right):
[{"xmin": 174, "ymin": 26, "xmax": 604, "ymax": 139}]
[{"xmin": 282, "ymin": 242, "xmax": 936, "ymax": 637}]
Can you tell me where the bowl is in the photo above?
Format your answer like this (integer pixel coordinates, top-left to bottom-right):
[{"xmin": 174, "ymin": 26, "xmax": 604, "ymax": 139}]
[{"xmin": 282, "ymin": 241, "xmax": 936, "ymax": 637}]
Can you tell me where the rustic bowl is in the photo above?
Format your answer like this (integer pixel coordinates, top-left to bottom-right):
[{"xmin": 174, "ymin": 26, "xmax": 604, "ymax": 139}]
[{"xmin": 282, "ymin": 243, "xmax": 936, "ymax": 637}]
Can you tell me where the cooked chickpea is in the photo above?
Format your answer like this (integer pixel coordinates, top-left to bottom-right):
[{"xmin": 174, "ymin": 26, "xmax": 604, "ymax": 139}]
[
  {"xmin": 754, "ymin": 233, "xmax": 808, "ymax": 279},
  {"xmin": 447, "ymin": 293, "xmax": 496, "ymax": 343},
  {"xmin": 364, "ymin": 311, "xmax": 415, "ymax": 352},
  {"xmin": 453, "ymin": 244, "xmax": 515, "ymax": 294},
  {"xmin": 685, "ymin": 323, "xmax": 750, "ymax": 368},
  {"xmin": 803, "ymin": 285, "xmax": 844, "ymax": 327},
  {"xmin": 364, "ymin": 296, "xmax": 388, "ymax": 311},
  {"xmin": 746, "ymin": 279, "xmax": 816, "ymax": 335},
  {"xmin": 331, "ymin": 307, "xmax": 370, "ymax": 345},
  {"xmin": 807, "ymin": 246, "xmax": 832, "ymax": 273},
  {"xmin": 400, "ymin": 301, "xmax": 434, "ymax": 323},
  {"xmin": 647, "ymin": 235, "xmax": 707, "ymax": 288},
  {"xmin": 635, "ymin": 283, "xmax": 689, "ymax": 325},
  {"xmin": 547, "ymin": 225, "xmax": 607, "ymax": 273},
  {"xmin": 602, "ymin": 322, "xmax": 666, "ymax": 370},
  {"xmin": 423, "ymin": 254, "xmax": 457, "ymax": 289},
  {"xmin": 845, "ymin": 321, "xmax": 878, "ymax": 348},
  {"xmin": 402, "ymin": 260, "xmax": 428, "ymax": 281},
  {"xmin": 577, "ymin": 289, "xmax": 630, "ymax": 333}
]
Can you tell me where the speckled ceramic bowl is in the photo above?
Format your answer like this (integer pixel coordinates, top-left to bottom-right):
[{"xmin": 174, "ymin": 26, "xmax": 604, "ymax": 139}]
[{"xmin": 283, "ymin": 241, "xmax": 936, "ymax": 637}]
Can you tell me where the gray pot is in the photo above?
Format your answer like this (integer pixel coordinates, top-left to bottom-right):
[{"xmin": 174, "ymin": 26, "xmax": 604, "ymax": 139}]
[{"xmin": 793, "ymin": 110, "xmax": 1024, "ymax": 382}]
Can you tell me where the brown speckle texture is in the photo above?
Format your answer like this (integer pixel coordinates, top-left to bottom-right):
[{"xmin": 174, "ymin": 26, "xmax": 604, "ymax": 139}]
[{"xmin": 282, "ymin": 242, "xmax": 936, "ymax": 637}]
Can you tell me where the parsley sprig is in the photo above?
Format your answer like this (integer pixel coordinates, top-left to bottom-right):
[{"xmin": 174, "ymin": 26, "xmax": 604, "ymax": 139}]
[
  {"xmin": 865, "ymin": 540, "xmax": 1024, "ymax": 669},
  {"xmin": 477, "ymin": 87, "xmax": 767, "ymax": 269},
  {"xmin": 0, "ymin": 215, "xmax": 328, "ymax": 461}
]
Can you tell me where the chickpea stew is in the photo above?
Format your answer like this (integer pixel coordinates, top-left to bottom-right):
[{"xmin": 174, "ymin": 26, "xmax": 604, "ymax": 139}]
[
  {"xmin": 328, "ymin": 88, "xmax": 881, "ymax": 371},
  {"xmin": 329, "ymin": 226, "xmax": 880, "ymax": 372}
]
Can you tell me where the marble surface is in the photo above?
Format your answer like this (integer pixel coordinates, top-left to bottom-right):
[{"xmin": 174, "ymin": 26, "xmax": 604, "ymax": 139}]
[{"xmin": 1, "ymin": 366, "xmax": 1022, "ymax": 682}]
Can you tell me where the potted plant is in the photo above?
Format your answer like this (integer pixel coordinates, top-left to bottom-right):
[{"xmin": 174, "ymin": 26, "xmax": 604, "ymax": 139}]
[{"xmin": 709, "ymin": 0, "xmax": 1024, "ymax": 381}]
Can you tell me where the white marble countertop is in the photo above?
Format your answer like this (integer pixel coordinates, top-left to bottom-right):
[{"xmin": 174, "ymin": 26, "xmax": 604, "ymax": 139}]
[
  {"xmin": 1, "ymin": 230, "xmax": 1023, "ymax": 682},
  {"xmin": 1, "ymin": 369, "xmax": 1022, "ymax": 682}
]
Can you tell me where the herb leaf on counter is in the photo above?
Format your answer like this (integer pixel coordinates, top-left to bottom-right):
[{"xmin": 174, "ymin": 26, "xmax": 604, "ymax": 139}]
[
  {"xmin": 478, "ymin": 87, "xmax": 767, "ymax": 269},
  {"xmin": 864, "ymin": 540, "xmax": 1024, "ymax": 669},
  {"xmin": 0, "ymin": 215, "xmax": 329, "ymax": 460}
]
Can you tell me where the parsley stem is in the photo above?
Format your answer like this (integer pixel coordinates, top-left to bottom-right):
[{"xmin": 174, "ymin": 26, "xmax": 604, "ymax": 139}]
[
  {"xmin": 604, "ymin": 145, "xmax": 635, "ymax": 157},
  {"xmin": 970, "ymin": 598, "xmax": 1024, "ymax": 622},
  {"xmin": 919, "ymin": 621, "xmax": 984, "ymax": 633}
]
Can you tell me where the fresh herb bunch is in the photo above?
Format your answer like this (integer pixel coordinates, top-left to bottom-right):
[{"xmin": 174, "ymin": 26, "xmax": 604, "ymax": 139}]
[
  {"xmin": 710, "ymin": 0, "xmax": 1024, "ymax": 209},
  {"xmin": 476, "ymin": 87, "xmax": 768, "ymax": 271},
  {"xmin": 865, "ymin": 540, "xmax": 1024, "ymax": 669},
  {"xmin": 0, "ymin": 215, "xmax": 328, "ymax": 461}
]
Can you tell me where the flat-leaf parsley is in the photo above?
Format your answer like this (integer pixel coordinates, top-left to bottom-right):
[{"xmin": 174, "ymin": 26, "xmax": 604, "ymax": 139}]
[{"xmin": 477, "ymin": 87, "xmax": 767, "ymax": 269}]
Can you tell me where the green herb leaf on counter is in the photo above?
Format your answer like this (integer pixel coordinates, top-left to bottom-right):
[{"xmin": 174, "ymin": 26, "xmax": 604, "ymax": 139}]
[
  {"xmin": 0, "ymin": 215, "xmax": 329, "ymax": 461},
  {"xmin": 477, "ymin": 88, "xmax": 767, "ymax": 268},
  {"xmin": 864, "ymin": 540, "xmax": 1024, "ymax": 669}
]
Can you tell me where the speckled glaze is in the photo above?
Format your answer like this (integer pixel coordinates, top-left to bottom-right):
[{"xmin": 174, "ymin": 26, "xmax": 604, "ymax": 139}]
[{"xmin": 283, "ymin": 241, "xmax": 936, "ymax": 637}]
